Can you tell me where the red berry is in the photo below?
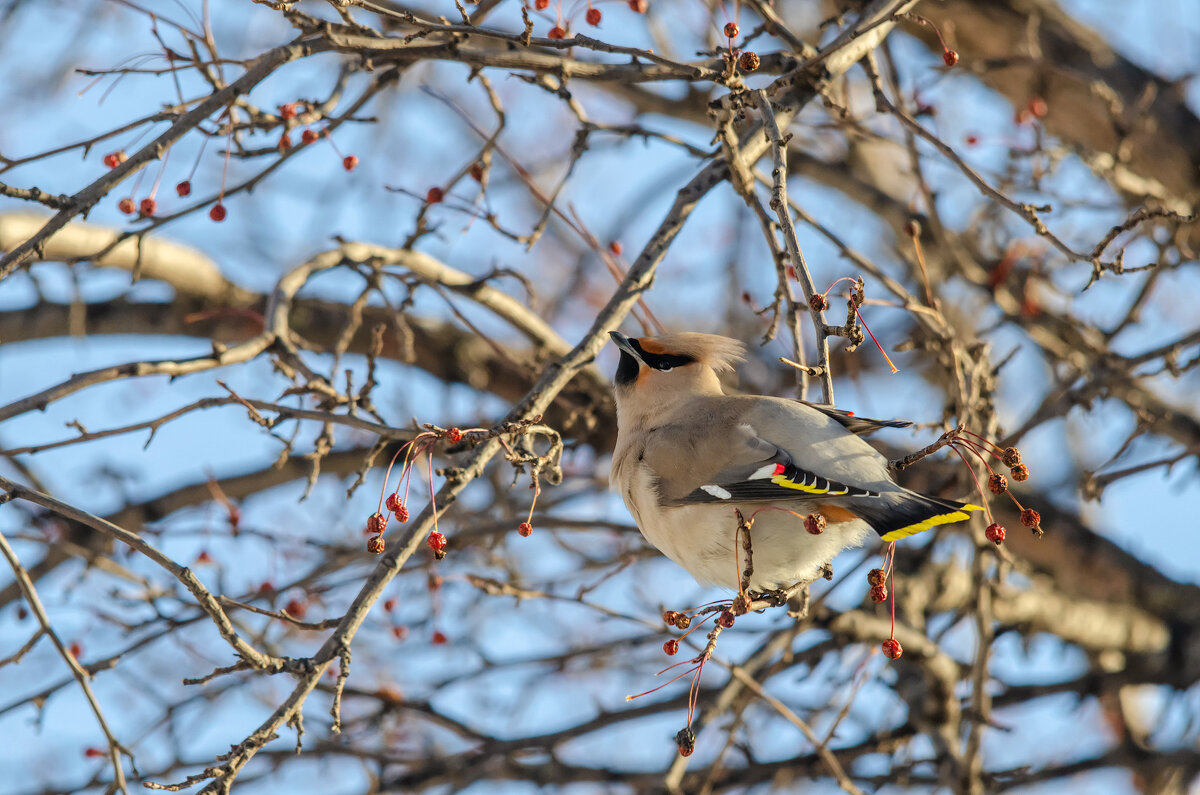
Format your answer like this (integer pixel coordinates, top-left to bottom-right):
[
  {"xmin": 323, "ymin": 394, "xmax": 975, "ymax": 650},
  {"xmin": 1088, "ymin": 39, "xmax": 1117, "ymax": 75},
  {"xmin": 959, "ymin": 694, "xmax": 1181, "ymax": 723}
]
[
  {"xmin": 195, "ymin": 550, "xmax": 213, "ymax": 564},
  {"xmin": 366, "ymin": 512, "xmax": 386, "ymax": 535},
  {"xmin": 882, "ymin": 638, "xmax": 903, "ymax": 659},
  {"xmin": 427, "ymin": 531, "xmax": 447, "ymax": 558},
  {"xmin": 809, "ymin": 293, "xmax": 829, "ymax": 312},
  {"xmin": 965, "ymin": 134, "xmax": 979, "ymax": 146},
  {"xmin": 867, "ymin": 568, "xmax": 886, "ymax": 586},
  {"xmin": 675, "ymin": 727, "xmax": 695, "ymax": 757},
  {"xmin": 535, "ymin": 0, "xmax": 548, "ymax": 8},
  {"xmin": 723, "ymin": 22, "xmax": 739, "ymax": 38},
  {"xmin": 985, "ymin": 522, "xmax": 1006, "ymax": 545},
  {"xmin": 716, "ymin": 610, "xmax": 735, "ymax": 628},
  {"xmin": 175, "ymin": 180, "xmax": 191, "ymax": 197},
  {"xmin": 988, "ymin": 473, "xmax": 1008, "ymax": 494},
  {"xmin": 1020, "ymin": 508, "xmax": 1041, "ymax": 529},
  {"xmin": 869, "ymin": 583, "xmax": 888, "ymax": 603},
  {"xmin": 1028, "ymin": 96, "xmax": 1048, "ymax": 118},
  {"xmin": 284, "ymin": 599, "xmax": 307, "ymax": 619},
  {"xmin": 469, "ymin": 161, "xmax": 485, "ymax": 181},
  {"xmin": 118, "ymin": 197, "xmax": 135, "ymax": 214},
  {"xmin": 804, "ymin": 513, "xmax": 826, "ymax": 535},
  {"xmin": 431, "ymin": 630, "xmax": 448, "ymax": 645},
  {"xmin": 547, "ymin": 25, "xmax": 566, "ymax": 39},
  {"xmin": 84, "ymin": 747, "xmax": 105, "ymax": 758},
  {"xmin": 586, "ymin": 7, "xmax": 601, "ymax": 25},
  {"xmin": 446, "ymin": 427, "xmax": 463, "ymax": 443},
  {"xmin": 343, "ymin": 155, "xmax": 358, "ymax": 171},
  {"xmin": 518, "ymin": 522, "xmax": 533, "ymax": 537},
  {"xmin": 69, "ymin": 642, "xmax": 82, "ymax": 658},
  {"xmin": 279, "ymin": 103, "xmax": 297, "ymax": 120},
  {"xmin": 103, "ymin": 152, "xmax": 125, "ymax": 168},
  {"xmin": 663, "ymin": 610, "xmax": 679, "ymax": 626},
  {"xmin": 209, "ymin": 203, "xmax": 227, "ymax": 222},
  {"xmin": 301, "ymin": 128, "xmax": 319, "ymax": 145},
  {"xmin": 139, "ymin": 197, "xmax": 157, "ymax": 217},
  {"xmin": 663, "ymin": 639, "xmax": 679, "ymax": 655},
  {"xmin": 1010, "ymin": 463, "xmax": 1029, "ymax": 482},
  {"xmin": 628, "ymin": 0, "xmax": 647, "ymax": 11},
  {"xmin": 279, "ymin": 133, "xmax": 292, "ymax": 151},
  {"xmin": 367, "ymin": 535, "xmax": 385, "ymax": 554},
  {"xmin": 391, "ymin": 625, "xmax": 408, "ymax": 641},
  {"xmin": 257, "ymin": 581, "xmax": 274, "ymax": 594},
  {"xmin": 426, "ymin": 186, "xmax": 444, "ymax": 204},
  {"xmin": 608, "ymin": 240, "xmax": 622, "ymax": 256},
  {"xmin": 738, "ymin": 50, "xmax": 760, "ymax": 71},
  {"xmin": 16, "ymin": 606, "xmax": 27, "ymax": 620},
  {"xmin": 386, "ymin": 493, "xmax": 401, "ymax": 512},
  {"xmin": 395, "ymin": 505, "xmax": 409, "ymax": 523},
  {"xmin": 943, "ymin": 49, "xmax": 959, "ymax": 67}
]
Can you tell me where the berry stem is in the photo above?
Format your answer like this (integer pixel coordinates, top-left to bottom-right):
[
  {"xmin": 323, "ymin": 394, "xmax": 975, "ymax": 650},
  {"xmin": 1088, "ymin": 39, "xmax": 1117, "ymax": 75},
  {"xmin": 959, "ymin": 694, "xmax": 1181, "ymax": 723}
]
[
  {"xmin": 950, "ymin": 444, "xmax": 995, "ymax": 524},
  {"xmin": 852, "ymin": 305, "xmax": 899, "ymax": 374}
]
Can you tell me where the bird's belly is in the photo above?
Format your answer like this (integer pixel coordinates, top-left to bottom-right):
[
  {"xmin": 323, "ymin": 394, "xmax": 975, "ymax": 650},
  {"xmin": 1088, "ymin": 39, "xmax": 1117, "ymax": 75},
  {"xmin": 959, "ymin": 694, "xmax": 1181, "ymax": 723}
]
[{"xmin": 632, "ymin": 498, "xmax": 873, "ymax": 591}]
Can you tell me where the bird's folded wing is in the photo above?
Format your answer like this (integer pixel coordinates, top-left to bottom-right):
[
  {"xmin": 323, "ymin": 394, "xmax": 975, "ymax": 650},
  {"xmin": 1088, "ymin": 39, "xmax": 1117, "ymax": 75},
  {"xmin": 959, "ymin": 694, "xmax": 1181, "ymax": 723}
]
[
  {"xmin": 646, "ymin": 424, "xmax": 879, "ymax": 506},
  {"xmin": 797, "ymin": 402, "xmax": 913, "ymax": 436}
]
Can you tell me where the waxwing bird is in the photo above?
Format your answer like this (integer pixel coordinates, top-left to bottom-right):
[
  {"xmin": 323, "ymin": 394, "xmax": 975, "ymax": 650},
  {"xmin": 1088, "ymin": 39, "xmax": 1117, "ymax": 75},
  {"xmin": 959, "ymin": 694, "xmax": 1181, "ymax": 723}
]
[{"xmin": 608, "ymin": 331, "xmax": 981, "ymax": 590}]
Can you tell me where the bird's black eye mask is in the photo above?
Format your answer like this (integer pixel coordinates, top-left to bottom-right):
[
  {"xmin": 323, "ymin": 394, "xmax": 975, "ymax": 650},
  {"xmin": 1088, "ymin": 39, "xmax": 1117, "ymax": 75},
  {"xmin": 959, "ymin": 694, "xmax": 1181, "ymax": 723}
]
[{"xmin": 615, "ymin": 339, "xmax": 696, "ymax": 385}]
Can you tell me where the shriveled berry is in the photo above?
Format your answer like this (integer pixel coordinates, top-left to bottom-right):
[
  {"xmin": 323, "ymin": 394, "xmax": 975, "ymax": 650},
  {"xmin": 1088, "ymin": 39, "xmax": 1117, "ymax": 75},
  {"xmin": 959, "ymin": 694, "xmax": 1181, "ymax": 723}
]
[
  {"xmin": 195, "ymin": 550, "xmax": 213, "ymax": 564},
  {"xmin": 468, "ymin": 161, "xmax": 485, "ymax": 181},
  {"xmin": 284, "ymin": 599, "xmax": 307, "ymax": 619},
  {"xmin": 673, "ymin": 613, "xmax": 691, "ymax": 630},
  {"xmin": 175, "ymin": 180, "xmax": 191, "ymax": 197},
  {"xmin": 518, "ymin": 522, "xmax": 533, "ymax": 537},
  {"xmin": 386, "ymin": 493, "xmax": 402, "ymax": 512},
  {"xmin": 209, "ymin": 203, "xmax": 227, "ymax": 222},
  {"xmin": 428, "ymin": 573, "xmax": 443, "ymax": 591},
  {"xmin": 663, "ymin": 610, "xmax": 680, "ymax": 626},
  {"xmin": 809, "ymin": 293, "xmax": 829, "ymax": 312},
  {"xmin": 426, "ymin": 186, "xmax": 444, "ymax": 204},
  {"xmin": 869, "ymin": 583, "xmax": 888, "ymax": 603},
  {"xmin": 586, "ymin": 7, "xmax": 601, "ymax": 25},
  {"xmin": 675, "ymin": 727, "xmax": 695, "ymax": 757},
  {"xmin": 431, "ymin": 630, "xmax": 448, "ymax": 645},
  {"xmin": 84, "ymin": 747, "xmax": 105, "ymax": 758},
  {"xmin": 366, "ymin": 512, "xmax": 386, "ymax": 535},
  {"xmin": 343, "ymin": 155, "xmax": 358, "ymax": 171},
  {"xmin": 716, "ymin": 610, "xmax": 735, "ymax": 628},
  {"xmin": 367, "ymin": 535, "xmax": 385, "ymax": 554},
  {"xmin": 391, "ymin": 625, "xmax": 408, "ymax": 640},
  {"xmin": 301, "ymin": 128, "xmax": 319, "ymax": 145},
  {"xmin": 882, "ymin": 638, "xmax": 902, "ymax": 659},
  {"xmin": 16, "ymin": 606, "xmax": 27, "ymax": 620},
  {"xmin": 628, "ymin": 0, "xmax": 647, "ymax": 11},
  {"xmin": 1020, "ymin": 508, "xmax": 1041, "ymax": 529},
  {"xmin": 278, "ymin": 132, "xmax": 292, "ymax": 151},
  {"xmin": 804, "ymin": 513, "xmax": 826, "ymax": 535},
  {"xmin": 988, "ymin": 473, "xmax": 1008, "ymax": 494},
  {"xmin": 69, "ymin": 642, "xmax": 83, "ymax": 658},
  {"xmin": 965, "ymin": 134, "xmax": 979, "ymax": 145},
  {"xmin": 738, "ymin": 50, "xmax": 760, "ymax": 71},
  {"xmin": 395, "ymin": 505, "xmax": 409, "ymax": 523},
  {"xmin": 904, "ymin": 218, "xmax": 922, "ymax": 238},
  {"xmin": 985, "ymin": 522, "xmax": 1006, "ymax": 545},
  {"xmin": 723, "ymin": 22, "xmax": 739, "ymax": 38},
  {"xmin": 663, "ymin": 638, "xmax": 679, "ymax": 655},
  {"xmin": 427, "ymin": 531, "xmax": 447, "ymax": 558},
  {"xmin": 279, "ymin": 103, "xmax": 297, "ymax": 120},
  {"xmin": 535, "ymin": 0, "xmax": 548, "ymax": 8},
  {"xmin": 384, "ymin": 597, "xmax": 398, "ymax": 611},
  {"xmin": 547, "ymin": 25, "xmax": 566, "ymax": 39},
  {"xmin": 139, "ymin": 197, "xmax": 157, "ymax": 217},
  {"xmin": 1010, "ymin": 463, "xmax": 1029, "ymax": 482},
  {"xmin": 1002, "ymin": 447, "xmax": 1021, "ymax": 467},
  {"xmin": 608, "ymin": 240, "xmax": 623, "ymax": 256},
  {"xmin": 867, "ymin": 568, "xmax": 886, "ymax": 586},
  {"xmin": 118, "ymin": 197, "xmax": 136, "ymax": 215},
  {"xmin": 446, "ymin": 427, "xmax": 463, "ymax": 443},
  {"xmin": 942, "ymin": 49, "xmax": 959, "ymax": 67},
  {"xmin": 1028, "ymin": 96, "xmax": 1048, "ymax": 118}
]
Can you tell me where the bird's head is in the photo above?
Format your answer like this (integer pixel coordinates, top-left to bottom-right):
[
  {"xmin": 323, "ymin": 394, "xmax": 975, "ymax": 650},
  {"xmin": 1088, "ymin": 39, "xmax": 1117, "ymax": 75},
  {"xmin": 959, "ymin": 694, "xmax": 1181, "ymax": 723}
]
[{"xmin": 608, "ymin": 331, "xmax": 745, "ymax": 425}]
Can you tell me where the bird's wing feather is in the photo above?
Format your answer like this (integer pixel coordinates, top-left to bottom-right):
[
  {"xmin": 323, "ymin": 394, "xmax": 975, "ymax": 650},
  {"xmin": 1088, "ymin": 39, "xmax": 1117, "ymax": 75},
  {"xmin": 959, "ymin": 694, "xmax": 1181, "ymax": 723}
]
[
  {"xmin": 640, "ymin": 398, "xmax": 886, "ymax": 506},
  {"xmin": 797, "ymin": 401, "xmax": 913, "ymax": 436}
]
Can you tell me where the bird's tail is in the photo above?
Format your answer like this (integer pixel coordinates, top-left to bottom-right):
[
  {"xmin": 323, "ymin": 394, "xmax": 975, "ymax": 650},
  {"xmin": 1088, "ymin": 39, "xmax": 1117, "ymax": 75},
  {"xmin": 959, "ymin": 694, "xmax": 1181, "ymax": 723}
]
[{"xmin": 849, "ymin": 491, "xmax": 983, "ymax": 542}]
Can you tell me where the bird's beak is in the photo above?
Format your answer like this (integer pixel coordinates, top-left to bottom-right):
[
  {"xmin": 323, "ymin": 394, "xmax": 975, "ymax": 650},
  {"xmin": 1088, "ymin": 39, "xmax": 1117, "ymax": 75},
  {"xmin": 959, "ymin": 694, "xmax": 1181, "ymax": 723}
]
[{"xmin": 608, "ymin": 331, "xmax": 646, "ymax": 364}]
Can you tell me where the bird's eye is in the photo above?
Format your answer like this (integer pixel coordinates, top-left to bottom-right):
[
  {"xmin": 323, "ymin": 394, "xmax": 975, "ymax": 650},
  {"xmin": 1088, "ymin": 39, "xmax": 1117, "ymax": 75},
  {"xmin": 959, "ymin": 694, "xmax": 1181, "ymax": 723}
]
[{"xmin": 657, "ymin": 362, "xmax": 673, "ymax": 372}]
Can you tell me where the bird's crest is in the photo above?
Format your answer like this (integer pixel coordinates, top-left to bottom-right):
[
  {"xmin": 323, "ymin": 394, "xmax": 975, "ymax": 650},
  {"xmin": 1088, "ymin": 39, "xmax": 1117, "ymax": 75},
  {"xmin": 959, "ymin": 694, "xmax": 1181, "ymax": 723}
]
[{"xmin": 637, "ymin": 333, "xmax": 745, "ymax": 374}]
